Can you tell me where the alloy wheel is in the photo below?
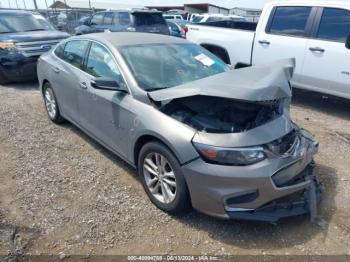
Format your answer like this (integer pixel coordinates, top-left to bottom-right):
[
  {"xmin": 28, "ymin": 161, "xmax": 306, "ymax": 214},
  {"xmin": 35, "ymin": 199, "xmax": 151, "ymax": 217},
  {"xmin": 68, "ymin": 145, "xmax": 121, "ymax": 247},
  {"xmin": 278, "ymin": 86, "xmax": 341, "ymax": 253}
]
[
  {"xmin": 143, "ymin": 152, "xmax": 177, "ymax": 204},
  {"xmin": 44, "ymin": 88, "xmax": 57, "ymax": 119}
]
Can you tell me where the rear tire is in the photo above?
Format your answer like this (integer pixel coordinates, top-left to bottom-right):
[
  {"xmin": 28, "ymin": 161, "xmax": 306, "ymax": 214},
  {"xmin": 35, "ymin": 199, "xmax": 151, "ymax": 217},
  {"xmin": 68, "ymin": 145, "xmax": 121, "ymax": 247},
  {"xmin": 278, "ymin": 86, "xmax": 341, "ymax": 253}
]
[
  {"xmin": 43, "ymin": 82, "xmax": 65, "ymax": 124},
  {"xmin": 138, "ymin": 141, "xmax": 191, "ymax": 214}
]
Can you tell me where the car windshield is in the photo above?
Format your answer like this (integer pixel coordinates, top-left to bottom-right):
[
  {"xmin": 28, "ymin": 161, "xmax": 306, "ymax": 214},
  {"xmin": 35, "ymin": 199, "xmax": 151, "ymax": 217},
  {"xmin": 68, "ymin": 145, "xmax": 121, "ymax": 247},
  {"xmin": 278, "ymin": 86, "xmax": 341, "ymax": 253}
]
[
  {"xmin": 120, "ymin": 43, "xmax": 229, "ymax": 91},
  {"xmin": 0, "ymin": 14, "xmax": 54, "ymax": 33}
]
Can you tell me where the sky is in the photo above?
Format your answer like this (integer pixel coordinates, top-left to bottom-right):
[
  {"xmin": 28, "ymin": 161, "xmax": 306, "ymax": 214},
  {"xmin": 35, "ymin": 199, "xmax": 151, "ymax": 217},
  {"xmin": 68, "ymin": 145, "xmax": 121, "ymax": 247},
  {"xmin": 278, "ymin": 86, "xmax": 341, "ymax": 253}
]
[{"xmin": 0, "ymin": 0, "xmax": 277, "ymax": 9}]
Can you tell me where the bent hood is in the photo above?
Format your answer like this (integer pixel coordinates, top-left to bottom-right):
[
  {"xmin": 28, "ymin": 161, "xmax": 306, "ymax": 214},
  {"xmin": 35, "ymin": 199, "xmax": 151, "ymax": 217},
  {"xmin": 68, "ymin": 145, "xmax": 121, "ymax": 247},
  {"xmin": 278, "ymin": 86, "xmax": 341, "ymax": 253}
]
[{"xmin": 148, "ymin": 58, "xmax": 295, "ymax": 102}]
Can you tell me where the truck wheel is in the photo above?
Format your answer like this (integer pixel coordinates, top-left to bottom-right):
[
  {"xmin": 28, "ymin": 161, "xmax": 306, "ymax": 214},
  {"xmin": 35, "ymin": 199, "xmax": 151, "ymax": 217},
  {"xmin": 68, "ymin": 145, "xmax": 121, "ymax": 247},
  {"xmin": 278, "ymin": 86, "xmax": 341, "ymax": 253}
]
[{"xmin": 138, "ymin": 141, "xmax": 191, "ymax": 214}]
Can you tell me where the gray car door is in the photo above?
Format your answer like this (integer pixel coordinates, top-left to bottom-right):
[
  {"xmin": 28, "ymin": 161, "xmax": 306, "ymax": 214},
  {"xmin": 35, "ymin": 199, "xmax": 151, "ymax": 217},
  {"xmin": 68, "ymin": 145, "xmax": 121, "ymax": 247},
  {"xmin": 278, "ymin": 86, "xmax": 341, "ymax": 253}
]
[
  {"xmin": 50, "ymin": 40, "xmax": 89, "ymax": 122},
  {"xmin": 77, "ymin": 41, "xmax": 133, "ymax": 158}
]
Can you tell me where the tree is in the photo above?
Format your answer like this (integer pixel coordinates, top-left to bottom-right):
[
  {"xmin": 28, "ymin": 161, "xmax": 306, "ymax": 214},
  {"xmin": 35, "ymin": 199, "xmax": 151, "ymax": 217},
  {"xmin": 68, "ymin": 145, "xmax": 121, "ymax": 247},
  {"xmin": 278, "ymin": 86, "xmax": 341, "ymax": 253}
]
[{"xmin": 33, "ymin": 0, "xmax": 38, "ymax": 9}]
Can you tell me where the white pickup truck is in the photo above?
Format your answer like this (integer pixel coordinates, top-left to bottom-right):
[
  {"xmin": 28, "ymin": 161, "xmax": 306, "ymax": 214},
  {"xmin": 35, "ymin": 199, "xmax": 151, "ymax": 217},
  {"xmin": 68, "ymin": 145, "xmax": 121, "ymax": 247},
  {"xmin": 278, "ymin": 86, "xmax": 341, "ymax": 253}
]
[{"xmin": 186, "ymin": 0, "xmax": 350, "ymax": 99}]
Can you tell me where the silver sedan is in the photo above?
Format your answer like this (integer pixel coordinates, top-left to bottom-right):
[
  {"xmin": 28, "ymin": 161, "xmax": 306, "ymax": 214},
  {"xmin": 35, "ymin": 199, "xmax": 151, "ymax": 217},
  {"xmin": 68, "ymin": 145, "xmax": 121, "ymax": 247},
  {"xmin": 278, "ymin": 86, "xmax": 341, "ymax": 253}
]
[{"xmin": 37, "ymin": 33, "xmax": 320, "ymax": 222}]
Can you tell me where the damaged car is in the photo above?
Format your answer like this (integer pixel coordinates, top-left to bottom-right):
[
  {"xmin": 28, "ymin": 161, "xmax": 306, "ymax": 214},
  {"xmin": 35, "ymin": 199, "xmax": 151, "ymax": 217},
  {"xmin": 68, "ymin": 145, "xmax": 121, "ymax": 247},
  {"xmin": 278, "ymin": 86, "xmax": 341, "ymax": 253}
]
[{"xmin": 37, "ymin": 33, "xmax": 321, "ymax": 222}]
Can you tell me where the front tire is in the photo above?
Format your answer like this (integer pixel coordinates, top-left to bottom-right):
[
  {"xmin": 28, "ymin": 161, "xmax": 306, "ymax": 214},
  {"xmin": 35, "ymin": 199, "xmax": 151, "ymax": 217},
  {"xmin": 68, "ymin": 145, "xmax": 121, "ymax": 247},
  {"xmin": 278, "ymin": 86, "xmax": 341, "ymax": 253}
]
[
  {"xmin": 138, "ymin": 142, "xmax": 191, "ymax": 214},
  {"xmin": 43, "ymin": 82, "xmax": 65, "ymax": 124}
]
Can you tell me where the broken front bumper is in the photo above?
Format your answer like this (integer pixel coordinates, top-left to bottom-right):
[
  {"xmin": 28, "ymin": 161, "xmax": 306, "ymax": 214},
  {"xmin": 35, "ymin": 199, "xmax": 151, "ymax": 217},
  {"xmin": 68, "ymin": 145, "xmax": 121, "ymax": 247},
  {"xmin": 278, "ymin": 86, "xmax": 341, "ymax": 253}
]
[
  {"xmin": 182, "ymin": 129, "xmax": 320, "ymax": 222},
  {"xmin": 226, "ymin": 166, "xmax": 322, "ymax": 222}
]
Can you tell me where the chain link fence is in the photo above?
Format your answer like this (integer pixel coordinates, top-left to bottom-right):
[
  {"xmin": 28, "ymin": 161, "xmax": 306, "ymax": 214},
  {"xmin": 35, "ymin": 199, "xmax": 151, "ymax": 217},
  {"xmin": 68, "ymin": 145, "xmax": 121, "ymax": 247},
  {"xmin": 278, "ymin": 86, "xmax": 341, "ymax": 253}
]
[
  {"xmin": 39, "ymin": 9, "xmax": 94, "ymax": 34},
  {"xmin": 1, "ymin": 7, "xmax": 94, "ymax": 34}
]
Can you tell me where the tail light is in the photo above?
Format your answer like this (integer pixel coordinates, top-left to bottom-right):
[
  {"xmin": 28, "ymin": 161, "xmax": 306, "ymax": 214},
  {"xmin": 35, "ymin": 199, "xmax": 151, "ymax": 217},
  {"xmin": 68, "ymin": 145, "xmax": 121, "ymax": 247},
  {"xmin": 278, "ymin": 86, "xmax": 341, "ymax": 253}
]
[{"xmin": 184, "ymin": 26, "xmax": 188, "ymax": 39}]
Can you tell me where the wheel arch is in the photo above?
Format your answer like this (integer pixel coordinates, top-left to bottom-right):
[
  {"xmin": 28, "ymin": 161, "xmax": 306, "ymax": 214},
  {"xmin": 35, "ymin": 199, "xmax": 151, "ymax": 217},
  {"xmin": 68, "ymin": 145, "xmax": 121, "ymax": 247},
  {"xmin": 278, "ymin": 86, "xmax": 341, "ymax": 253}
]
[
  {"xmin": 133, "ymin": 134, "xmax": 182, "ymax": 169},
  {"xmin": 200, "ymin": 43, "xmax": 231, "ymax": 64},
  {"xmin": 41, "ymin": 79, "xmax": 50, "ymax": 95}
]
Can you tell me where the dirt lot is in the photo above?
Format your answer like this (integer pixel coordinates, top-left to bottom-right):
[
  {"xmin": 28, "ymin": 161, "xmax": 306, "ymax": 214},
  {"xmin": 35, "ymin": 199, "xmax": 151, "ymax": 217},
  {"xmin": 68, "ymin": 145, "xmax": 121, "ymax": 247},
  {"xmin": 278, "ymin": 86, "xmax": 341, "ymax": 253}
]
[{"xmin": 0, "ymin": 82, "xmax": 350, "ymax": 258}]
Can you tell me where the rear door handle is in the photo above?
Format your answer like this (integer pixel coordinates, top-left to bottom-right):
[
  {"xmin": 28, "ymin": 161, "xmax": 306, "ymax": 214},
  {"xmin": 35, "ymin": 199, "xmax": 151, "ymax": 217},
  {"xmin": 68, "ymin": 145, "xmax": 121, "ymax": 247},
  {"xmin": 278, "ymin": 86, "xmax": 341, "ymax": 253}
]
[
  {"xmin": 53, "ymin": 67, "xmax": 60, "ymax": 73},
  {"xmin": 309, "ymin": 47, "xmax": 325, "ymax": 53},
  {"xmin": 258, "ymin": 40, "xmax": 270, "ymax": 45},
  {"xmin": 79, "ymin": 82, "xmax": 87, "ymax": 89}
]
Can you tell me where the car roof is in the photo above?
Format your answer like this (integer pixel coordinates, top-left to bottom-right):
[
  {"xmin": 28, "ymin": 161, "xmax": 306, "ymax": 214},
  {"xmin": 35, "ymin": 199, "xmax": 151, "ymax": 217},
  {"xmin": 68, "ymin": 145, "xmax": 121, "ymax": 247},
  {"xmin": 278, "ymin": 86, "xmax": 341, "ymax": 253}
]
[{"xmin": 74, "ymin": 32, "xmax": 188, "ymax": 47}]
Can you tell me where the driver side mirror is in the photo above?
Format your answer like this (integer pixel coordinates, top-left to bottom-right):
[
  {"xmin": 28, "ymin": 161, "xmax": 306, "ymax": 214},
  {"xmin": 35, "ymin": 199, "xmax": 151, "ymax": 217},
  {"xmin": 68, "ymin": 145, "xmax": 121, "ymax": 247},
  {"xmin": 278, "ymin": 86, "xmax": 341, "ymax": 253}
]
[
  {"xmin": 346, "ymin": 32, "xmax": 350, "ymax": 49},
  {"xmin": 91, "ymin": 77, "xmax": 128, "ymax": 93}
]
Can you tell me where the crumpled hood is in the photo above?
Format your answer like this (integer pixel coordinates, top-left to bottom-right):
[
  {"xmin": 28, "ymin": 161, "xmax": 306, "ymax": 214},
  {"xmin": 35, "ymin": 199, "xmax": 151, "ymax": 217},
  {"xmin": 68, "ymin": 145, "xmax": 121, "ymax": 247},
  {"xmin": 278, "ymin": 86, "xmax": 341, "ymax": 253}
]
[{"xmin": 148, "ymin": 58, "xmax": 295, "ymax": 102}]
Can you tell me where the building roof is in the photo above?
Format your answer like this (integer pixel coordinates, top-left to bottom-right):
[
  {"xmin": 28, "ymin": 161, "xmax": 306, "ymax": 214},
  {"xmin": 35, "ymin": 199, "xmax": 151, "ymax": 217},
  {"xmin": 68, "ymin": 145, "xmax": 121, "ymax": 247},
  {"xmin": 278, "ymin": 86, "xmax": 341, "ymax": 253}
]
[
  {"xmin": 185, "ymin": 3, "xmax": 229, "ymax": 11},
  {"xmin": 231, "ymin": 7, "xmax": 262, "ymax": 12}
]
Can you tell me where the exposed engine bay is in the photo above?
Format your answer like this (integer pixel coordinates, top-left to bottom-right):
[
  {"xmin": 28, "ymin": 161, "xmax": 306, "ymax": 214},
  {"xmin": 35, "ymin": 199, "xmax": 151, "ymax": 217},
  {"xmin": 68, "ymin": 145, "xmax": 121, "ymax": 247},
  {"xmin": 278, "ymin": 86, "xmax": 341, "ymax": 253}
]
[{"xmin": 159, "ymin": 95, "xmax": 283, "ymax": 133}]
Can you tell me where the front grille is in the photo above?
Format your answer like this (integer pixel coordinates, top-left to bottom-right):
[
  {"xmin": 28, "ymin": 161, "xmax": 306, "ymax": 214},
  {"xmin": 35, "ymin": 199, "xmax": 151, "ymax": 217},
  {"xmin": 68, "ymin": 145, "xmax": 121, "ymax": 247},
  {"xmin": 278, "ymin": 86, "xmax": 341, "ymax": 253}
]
[{"xmin": 16, "ymin": 39, "xmax": 62, "ymax": 57}]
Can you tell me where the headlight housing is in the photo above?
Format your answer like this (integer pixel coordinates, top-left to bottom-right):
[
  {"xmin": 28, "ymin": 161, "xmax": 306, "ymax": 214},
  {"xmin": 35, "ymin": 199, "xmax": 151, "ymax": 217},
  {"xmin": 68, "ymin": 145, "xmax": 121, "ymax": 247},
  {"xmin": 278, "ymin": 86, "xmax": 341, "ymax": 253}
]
[
  {"xmin": 192, "ymin": 142, "xmax": 266, "ymax": 166},
  {"xmin": 0, "ymin": 41, "xmax": 19, "ymax": 55}
]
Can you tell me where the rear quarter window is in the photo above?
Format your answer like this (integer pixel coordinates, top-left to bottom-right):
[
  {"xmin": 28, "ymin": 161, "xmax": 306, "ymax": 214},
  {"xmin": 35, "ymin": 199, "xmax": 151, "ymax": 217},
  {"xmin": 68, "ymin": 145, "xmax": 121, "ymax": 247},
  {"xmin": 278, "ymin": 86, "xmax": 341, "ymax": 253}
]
[
  {"xmin": 133, "ymin": 13, "xmax": 166, "ymax": 26},
  {"xmin": 54, "ymin": 42, "xmax": 65, "ymax": 59}
]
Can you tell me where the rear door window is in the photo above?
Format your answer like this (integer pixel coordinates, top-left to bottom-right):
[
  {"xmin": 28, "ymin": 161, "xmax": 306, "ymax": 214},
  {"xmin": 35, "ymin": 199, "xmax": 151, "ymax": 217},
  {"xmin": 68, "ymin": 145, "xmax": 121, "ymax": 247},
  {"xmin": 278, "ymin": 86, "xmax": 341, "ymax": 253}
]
[
  {"xmin": 132, "ymin": 13, "xmax": 166, "ymax": 26},
  {"xmin": 268, "ymin": 6, "xmax": 312, "ymax": 36},
  {"xmin": 118, "ymin": 12, "xmax": 131, "ymax": 26},
  {"xmin": 316, "ymin": 8, "xmax": 350, "ymax": 42},
  {"xmin": 85, "ymin": 42, "xmax": 121, "ymax": 79},
  {"xmin": 103, "ymin": 12, "xmax": 114, "ymax": 25},
  {"xmin": 62, "ymin": 40, "xmax": 88, "ymax": 68},
  {"xmin": 90, "ymin": 13, "xmax": 104, "ymax": 25}
]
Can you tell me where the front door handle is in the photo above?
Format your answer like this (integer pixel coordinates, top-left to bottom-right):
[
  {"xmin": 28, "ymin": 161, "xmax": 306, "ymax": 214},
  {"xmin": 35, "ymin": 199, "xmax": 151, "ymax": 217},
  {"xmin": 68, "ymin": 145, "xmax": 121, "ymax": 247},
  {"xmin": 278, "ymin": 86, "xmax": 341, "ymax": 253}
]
[
  {"xmin": 79, "ymin": 82, "xmax": 87, "ymax": 89},
  {"xmin": 309, "ymin": 47, "xmax": 325, "ymax": 53},
  {"xmin": 258, "ymin": 40, "xmax": 270, "ymax": 45},
  {"xmin": 53, "ymin": 67, "xmax": 60, "ymax": 73}
]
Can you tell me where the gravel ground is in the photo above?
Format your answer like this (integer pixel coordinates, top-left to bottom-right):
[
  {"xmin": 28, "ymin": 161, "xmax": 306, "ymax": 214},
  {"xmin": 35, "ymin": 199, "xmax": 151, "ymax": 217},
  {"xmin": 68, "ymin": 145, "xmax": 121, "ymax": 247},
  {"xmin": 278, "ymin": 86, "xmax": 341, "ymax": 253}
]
[{"xmin": 0, "ymin": 82, "xmax": 350, "ymax": 257}]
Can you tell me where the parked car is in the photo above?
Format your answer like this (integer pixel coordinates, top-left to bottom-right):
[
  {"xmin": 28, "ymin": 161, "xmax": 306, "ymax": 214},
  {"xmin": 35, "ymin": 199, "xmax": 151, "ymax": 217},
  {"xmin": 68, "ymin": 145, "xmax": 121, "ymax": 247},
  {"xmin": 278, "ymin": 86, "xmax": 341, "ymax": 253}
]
[
  {"xmin": 37, "ymin": 32, "xmax": 320, "ymax": 222},
  {"xmin": 187, "ymin": 0, "xmax": 350, "ymax": 99},
  {"xmin": 163, "ymin": 14, "xmax": 184, "ymax": 20},
  {"xmin": 0, "ymin": 10, "xmax": 70, "ymax": 84},
  {"xmin": 164, "ymin": 9, "xmax": 189, "ymax": 20},
  {"xmin": 167, "ymin": 19, "xmax": 187, "ymax": 38},
  {"xmin": 74, "ymin": 9, "xmax": 169, "ymax": 35}
]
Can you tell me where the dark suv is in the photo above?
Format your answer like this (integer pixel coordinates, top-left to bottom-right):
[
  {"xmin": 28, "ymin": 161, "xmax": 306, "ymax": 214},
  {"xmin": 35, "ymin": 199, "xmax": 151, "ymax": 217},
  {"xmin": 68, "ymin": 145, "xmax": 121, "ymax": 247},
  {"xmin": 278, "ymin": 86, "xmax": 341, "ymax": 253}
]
[
  {"xmin": 0, "ymin": 10, "xmax": 69, "ymax": 84},
  {"xmin": 74, "ymin": 9, "xmax": 170, "ymax": 35}
]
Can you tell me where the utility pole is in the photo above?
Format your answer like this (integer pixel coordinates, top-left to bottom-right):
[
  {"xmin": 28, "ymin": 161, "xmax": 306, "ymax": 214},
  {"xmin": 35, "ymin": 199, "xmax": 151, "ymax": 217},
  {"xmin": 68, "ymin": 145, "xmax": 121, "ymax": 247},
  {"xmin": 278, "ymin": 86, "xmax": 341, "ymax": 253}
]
[
  {"xmin": 33, "ymin": 0, "xmax": 38, "ymax": 9},
  {"xmin": 89, "ymin": 0, "xmax": 91, "ymax": 10}
]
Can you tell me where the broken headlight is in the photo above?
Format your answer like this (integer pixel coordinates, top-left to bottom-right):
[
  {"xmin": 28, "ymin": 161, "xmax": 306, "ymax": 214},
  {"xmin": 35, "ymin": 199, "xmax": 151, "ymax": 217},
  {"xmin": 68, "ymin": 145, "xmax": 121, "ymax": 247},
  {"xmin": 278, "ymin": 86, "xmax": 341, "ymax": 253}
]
[{"xmin": 192, "ymin": 142, "xmax": 266, "ymax": 166}]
